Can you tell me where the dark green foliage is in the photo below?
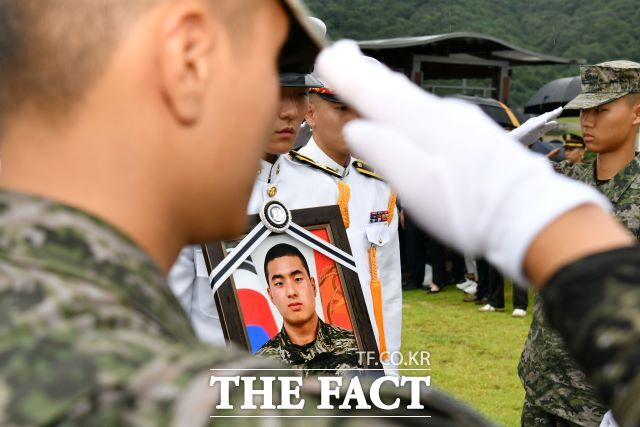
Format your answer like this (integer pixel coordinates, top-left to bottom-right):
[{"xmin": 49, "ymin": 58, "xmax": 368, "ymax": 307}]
[{"xmin": 304, "ymin": 0, "xmax": 640, "ymax": 107}]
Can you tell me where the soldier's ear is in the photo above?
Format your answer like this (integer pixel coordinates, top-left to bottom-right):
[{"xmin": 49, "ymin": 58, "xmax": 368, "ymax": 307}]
[
  {"xmin": 306, "ymin": 98, "xmax": 317, "ymax": 129},
  {"xmin": 310, "ymin": 277, "xmax": 316, "ymax": 294},
  {"xmin": 267, "ymin": 286, "xmax": 274, "ymax": 302},
  {"xmin": 632, "ymin": 99, "xmax": 640, "ymax": 126},
  {"xmin": 158, "ymin": 1, "xmax": 216, "ymax": 125}
]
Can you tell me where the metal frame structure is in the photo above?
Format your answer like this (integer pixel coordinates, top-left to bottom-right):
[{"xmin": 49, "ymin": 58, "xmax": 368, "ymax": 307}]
[{"xmin": 359, "ymin": 32, "xmax": 584, "ymax": 103}]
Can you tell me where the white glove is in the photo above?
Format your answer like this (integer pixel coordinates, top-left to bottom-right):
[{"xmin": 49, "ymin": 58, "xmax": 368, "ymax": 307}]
[
  {"xmin": 315, "ymin": 41, "xmax": 610, "ymax": 285},
  {"xmin": 510, "ymin": 107, "xmax": 563, "ymax": 146},
  {"xmin": 599, "ymin": 410, "xmax": 619, "ymax": 427}
]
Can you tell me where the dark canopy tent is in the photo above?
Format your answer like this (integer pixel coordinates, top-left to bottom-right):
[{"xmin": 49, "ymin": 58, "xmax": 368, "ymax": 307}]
[
  {"xmin": 524, "ymin": 76, "xmax": 581, "ymax": 115},
  {"xmin": 358, "ymin": 32, "xmax": 584, "ymax": 103}
]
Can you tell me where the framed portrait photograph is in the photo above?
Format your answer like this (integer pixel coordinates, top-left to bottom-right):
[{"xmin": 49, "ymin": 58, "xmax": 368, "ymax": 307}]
[{"xmin": 202, "ymin": 202, "xmax": 382, "ymax": 373}]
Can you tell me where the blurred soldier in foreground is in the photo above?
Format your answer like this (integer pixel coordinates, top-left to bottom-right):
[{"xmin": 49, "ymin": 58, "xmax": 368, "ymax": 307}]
[
  {"xmin": 519, "ymin": 61, "xmax": 640, "ymax": 427},
  {"xmin": 0, "ymin": 1, "xmax": 491, "ymax": 425},
  {"xmin": 0, "ymin": 0, "xmax": 315, "ymax": 424},
  {"xmin": 314, "ymin": 41, "xmax": 640, "ymax": 427}
]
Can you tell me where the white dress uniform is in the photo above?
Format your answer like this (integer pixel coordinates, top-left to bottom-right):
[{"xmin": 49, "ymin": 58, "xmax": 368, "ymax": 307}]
[
  {"xmin": 291, "ymin": 138, "xmax": 402, "ymax": 374},
  {"xmin": 344, "ymin": 159, "xmax": 402, "ymax": 374}
]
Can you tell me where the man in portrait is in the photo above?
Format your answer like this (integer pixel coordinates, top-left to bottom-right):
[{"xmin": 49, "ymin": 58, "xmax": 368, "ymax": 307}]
[{"xmin": 256, "ymin": 243, "xmax": 361, "ymax": 375}]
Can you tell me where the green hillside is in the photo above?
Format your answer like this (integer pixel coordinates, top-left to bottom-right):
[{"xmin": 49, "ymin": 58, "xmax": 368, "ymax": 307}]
[{"xmin": 304, "ymin": 0, "xmax": 640, "ymax": 106}]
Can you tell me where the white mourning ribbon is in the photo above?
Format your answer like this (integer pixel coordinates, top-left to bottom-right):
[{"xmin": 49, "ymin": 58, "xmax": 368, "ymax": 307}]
[
  {"xmin": 208, "ymin": 222, "xmax": 271, "ymax": 293},
  {"xmin": 209, "ymin": 220, "xmax": 358, "ymax": 295},
  {"xmin": 285, "ymin": 222, "xmax": 357, "ymax": 272}
]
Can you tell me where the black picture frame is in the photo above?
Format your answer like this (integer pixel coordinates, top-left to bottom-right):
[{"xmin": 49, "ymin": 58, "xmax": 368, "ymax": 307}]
[{"xmin": 201, "ymin": 205, "xmax": 382, "ymax": 370}]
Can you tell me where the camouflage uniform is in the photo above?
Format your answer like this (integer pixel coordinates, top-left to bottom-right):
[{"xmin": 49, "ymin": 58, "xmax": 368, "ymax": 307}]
[
  {"xmin": 0, "ymin": 189, "xmax": 242, "ymax": 425},
  {"xmin": 255, "ymin": 318, "xmax": 360, "ymax": 376},
  {"xmin": 0, "ymin": 189, "xmax": 495, "ymax": 426},
  {"xmin": 519, "ymin": 154, "xmax": 640, "ymax": 426},
  {"xmin": 554, "ymin": 156, "xmax": 640, "ymax": 237}
]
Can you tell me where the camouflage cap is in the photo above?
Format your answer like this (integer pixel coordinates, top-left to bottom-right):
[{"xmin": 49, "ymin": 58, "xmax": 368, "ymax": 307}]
[{"xmin": 565, "ymin": 60, "xmax": 640, "ymax": 110}]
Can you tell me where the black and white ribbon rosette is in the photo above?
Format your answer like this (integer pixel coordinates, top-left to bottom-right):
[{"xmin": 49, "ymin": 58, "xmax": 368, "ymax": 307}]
[{"xmin": 209, "ymin": 200, "xmax": 358, "ymax": 294}]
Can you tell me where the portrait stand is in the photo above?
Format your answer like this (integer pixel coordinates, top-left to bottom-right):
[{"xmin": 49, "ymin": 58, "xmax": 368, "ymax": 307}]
[{"xmin": 201, "ymin": 200, "xmax": 382, "ymax": 371}]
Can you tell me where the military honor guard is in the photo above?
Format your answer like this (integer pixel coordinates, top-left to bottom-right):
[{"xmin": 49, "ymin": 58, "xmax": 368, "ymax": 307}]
[{"xmin": 275, "ymin": 71, "xmax": 403, "ymax": 374}]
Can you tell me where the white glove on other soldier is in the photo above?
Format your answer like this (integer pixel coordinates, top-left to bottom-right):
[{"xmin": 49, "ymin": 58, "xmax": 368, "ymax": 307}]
[
  {"xmin": 599, "ymin": 410, "xmax": 619, "ymax": 427},
  {"xmin": 315, "ymin": 41, "xmax": 610, "ymax": 285},
  {"xmin": 510, "ymin": 107, "xmax": 563, "ymax": 146}
]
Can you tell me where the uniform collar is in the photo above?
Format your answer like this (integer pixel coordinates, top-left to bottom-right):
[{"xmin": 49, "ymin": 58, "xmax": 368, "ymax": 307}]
[
  {"xmin": 278, "ymin": 317, "xmax": 331, "ymax": 363},
  {"xmin": 257, "ymin": 159, "xmax": 274, "ymax": 183},
  {"xmin": 299, "ymin": 137, "xmax": 350, "ymax": 178},
  {"xmin": 257, "ymin": 157, "xmax": 285, "ymax": 184},
  {"xmin": 588, "ymin": 153, "xmax": 640, "ymax": 203}
]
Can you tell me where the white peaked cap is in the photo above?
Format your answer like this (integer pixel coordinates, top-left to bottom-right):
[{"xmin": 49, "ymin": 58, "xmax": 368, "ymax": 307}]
[{"xmin": 308, "ymin": 17, "xmax": 327, "ymax": 38}]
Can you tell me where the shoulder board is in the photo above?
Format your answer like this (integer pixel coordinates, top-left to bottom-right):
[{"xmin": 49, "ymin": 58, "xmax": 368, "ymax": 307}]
[
  {"xmin": 352, "ymin": 159, "xmax": 385, "ymax": 181},
  {"xmin": 288, "ymin": 150, "xmax": 342, "ymax": 178}
]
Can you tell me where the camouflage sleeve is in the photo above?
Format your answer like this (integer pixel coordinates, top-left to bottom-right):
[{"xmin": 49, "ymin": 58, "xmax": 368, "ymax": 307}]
[
  {"xmin": 552, "ymin": 160, "xmax": 574, "ymax": 175},
  {"xmin": 541, "ymin": 246, "xmax": 640, "ymax": 425},
  {"xmin": 254, "ymin": 337, "xmax": 282, "ymax": 361}
]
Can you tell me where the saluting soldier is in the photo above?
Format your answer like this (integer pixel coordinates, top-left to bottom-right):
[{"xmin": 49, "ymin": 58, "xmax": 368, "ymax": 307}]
[
  {"xmin": 519, "ymin": 60, "xmax": 640, "ymax": 427},
  {"xmin": 312, "ymin": 41, "xmax": 640, "ymax": 427}
]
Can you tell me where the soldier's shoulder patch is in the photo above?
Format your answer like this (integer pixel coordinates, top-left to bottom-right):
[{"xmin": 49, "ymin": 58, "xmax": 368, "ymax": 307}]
[
  {"xmin": 288, "ymin": 150, "xmax": 342, "ymax": 178},
  {"xmin": 352, "ymin": 159, "xmax": 385, "ymax": 181}
]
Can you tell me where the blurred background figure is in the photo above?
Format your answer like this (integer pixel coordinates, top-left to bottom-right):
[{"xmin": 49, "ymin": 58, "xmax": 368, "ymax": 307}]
[
  {"xmin": 562, "ymin": 133, "xmax": 586, "ymax": 164},
  {"xmin": 401, "ymin": 207, "xmax": 428, "ymax": 290}
]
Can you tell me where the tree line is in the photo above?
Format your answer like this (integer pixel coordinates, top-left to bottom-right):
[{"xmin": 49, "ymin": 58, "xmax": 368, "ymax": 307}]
[{"xmin": 305, "ymin": 0, "xmax": 640, "ymax": 107}]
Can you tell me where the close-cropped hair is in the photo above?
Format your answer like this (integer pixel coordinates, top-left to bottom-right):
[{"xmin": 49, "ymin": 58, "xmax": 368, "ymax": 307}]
[
  {"xmin": 263, "ymin": 243, "xmax": 311, "ymax": 285},
  {"xmin": 624, "ymin": 93, "xmax": 640, "ymax": 107},
  {"xmin": 0, "ymin": 0, "xmax": 253, "ymax": 118}
]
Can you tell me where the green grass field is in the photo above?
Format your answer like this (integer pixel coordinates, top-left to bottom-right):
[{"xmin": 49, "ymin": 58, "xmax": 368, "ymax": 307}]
[{"xmin": 401, "ymin": 284, "xmax": 534, "ymax": 426}]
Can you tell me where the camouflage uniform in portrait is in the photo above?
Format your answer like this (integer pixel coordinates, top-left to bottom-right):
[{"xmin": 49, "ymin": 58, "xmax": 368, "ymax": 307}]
[
  {"xmin": 256, "ymin": 318, "xmax": 361, "ymax": 376},
  {"xmin": 519, "ymin": 61, "xmax": 640, "ymax": 427}
]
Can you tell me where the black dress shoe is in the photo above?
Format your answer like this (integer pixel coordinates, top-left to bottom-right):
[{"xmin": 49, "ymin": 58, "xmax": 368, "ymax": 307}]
[{"xmin": 474, "ymin": 297, "xmax": 489, "ymax": 305}]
